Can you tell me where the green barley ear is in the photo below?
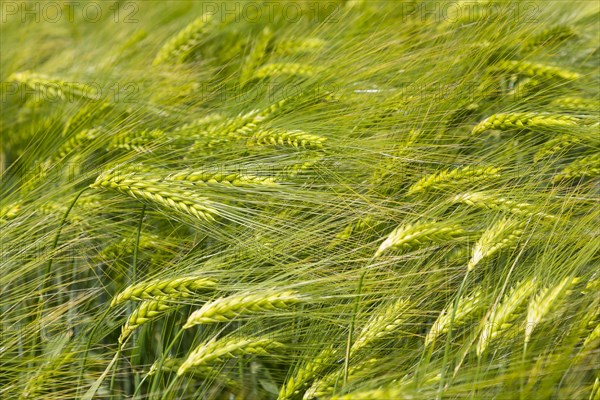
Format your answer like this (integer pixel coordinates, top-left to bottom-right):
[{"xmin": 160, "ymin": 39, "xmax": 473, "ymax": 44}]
[
  {"xmin": 51, "ymin": 128, "xmax": 99, "ymax": 162},
  {"xmin": 582, "ymin": 305, "xmax": 600, "ymax": 349},
  {"xmin": 0, "ymin": 202, "xmax": 22, "ymax": 223},
  {"xmin": 329, "ymin": 216, "xmax": 381, "ymax": 249},
  {"xmin": 19, "ymin": 333, "xmax": 74, "ymax": 400},
  {"xmin": 177, "ymin": 335, "xmax": 282, "ymax": 375},
  {"xmin": 477, "ymin": 278, "xmax": 537, "ymax": 356},
  {"xmin": 174, "ymin": 113, "xmax": 225, "ymax": 133},
  {"xmin": 352, "ymin": 298, "xmax": 410, "ymax": 353},
  {"xmin": 207, "ymin": 109, "xmax": 268, "ymax": 139},
  {"xmin": 425, "ymin": 290, "xmax": 482, "ymax": 347},
  {"xmin": 119, "ymin": 300, "xmax": 175, "ymax": 344},
  {"xmin": 278, "ymin": 347, "xmax": 339, "ymax": 400},
  {"xmin": 110, "ymin": 276, "xmax": 217, "ymax": 307},
  {"xmin": 240, "ymin": 27, "xmax": 273, "ymax": 85},
  {"xmin": 152, "ymin": 13, "xmax": 214, "ymax": 65},
  {"xmin": 550, "ymin": 96, "xmax": 600, "ymax": 111},
  {"xmin": 582, "ymin": 279, "xmax": 600, "ymax": 295},
  {"xmin": 375, "ymin": 221, "xmax": 468, "ymax": 258},
  {"xmin": 407, "ymin": 166, "xmax": 501, "ymax": 196},
  {"xmin": 491, "ymin": 60, "xmax": 581, "ymax": 80},
  {"xmin": 107, "ymin": 129, "xmax": 165, "ymax": 153},
  {"xmin": 584, "ymin": 323, "xmax": 600, "ymax": 349},
  {"xmin": 304, "ymin": 358, "xmax": 378, "ymax": 399},
  {"xmin": 468, "ymin": 218, "xmax": 526, "ymax": 271},
  {"xmin": 62, "ymin": 101, "xmax": 112, "ymax": 136},
  {"xmin": 8, "ymin": 71, "xmax": 99, "ymax": 100},
  {"xmin": 183, "ymin": 290, "xmax": 302, "ymax": 328},
  {"xmin": 525, "ymin": 277, "xmax": 578, "ymax": 343},
  {"xmin": 277, "ymin": 151, "xmax": 326, "ymax": 178},
  {"xmin": 169, "ymin": 169, "xmax": 277, "ymax": 186},
  {"xmin": 188, "ymin": 98, "xmax": 291, "ymax": 148},
  {"xmin": 248, "ymin": 128, "xmax": 327, "ymax": 148},
  {"xmin": 252, "ymin": 63, "xmax": 319, "ymax": 80},
  {"xmin": 274, "ymin": 38, "xmax": 325, "ymax": 56},
  {"xmin": 533, "ymin": 134, "xmax": 583, "ymax": 162},
  {"xmin": 591, "ymin": 376, "xmax": 600, "ymax": 400},
  {"xmin": 91, "ymin": 169, "xmax": 217, "ymax": 222},
  {"xmin": 452, "ymin": 191, "xmax": 556, "ymax": 221},
  {"xmin": 522, "ymin": 25, "xmax": 577, "ymax": 52},
  {"xmin": 2, "ymin": 2, "xmax": 599, "ymax": 398},
  {"xmin": 471, "ymin": 112, "xmax": 581, "ymax": 135},
  {"xmin": 95, "ymin": 232, "xmax": 162, "ymax": 264},
  {"xmin": 150, "ymin": 358, "xmax": 239, "ymax": 389},
  {"xmin": 553, "ymin": 153, "xmax": 600, "ymax": 183},
  {"xmin": 329, "ymin": 385, "xmax": 414, "ymax": 400},
  {"xmin": 369, "ymin": 129, "xmax": 421, "ymax": 192}
]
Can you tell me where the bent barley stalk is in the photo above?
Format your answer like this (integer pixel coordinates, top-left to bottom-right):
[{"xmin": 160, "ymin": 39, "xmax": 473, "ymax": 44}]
[
  {"xmin": 240, "ymin": 27, "xmax": 273, "ymax": 85},
  {"xmin": 522, "ymin": 25, "xmax": 577, "ymax": 51},
  {"xmin": 468, "ymin": 218, "xmax": 526, "ymax": 271},
  {"xmin": 119, "ymin": 300, "xmax": 175, "ymax": 344},
  {"xmin": 177, "ymin": 335, "xmax": 282, "ymax": 375},
  {"xmin": 184, "ymin": 290, "xmax": 302, "ymax": 328},
  {"xmin": 425, "ymin": 290, "xmax": 482, "ymax": 347},
  {"xmin": 0, "ymin": 202, "xmax": 22, "ymax": 222},
  {"xmin": 253, "ymin": 63, "xmax": 319, "ymax": 79},
  {"xmin": 91, "ymin": 170, "xmax": 218, "ymax": 222},
  {"xmin": 452, "ymin": 191, "xmax": 556, "ymax": 221},
  {"xmin": 471, "ymin": 113, "xmax": 581, "ymax": 135},
  {"xmin": 553, "ymin": 153, "xmax": 600, "ymax": 183},
  {"xmin": 583, "ymin": 322, "xmax": 600, "ymax": 349},
  {"xmin": 169, "ymin": 169, "xmax": 277, "ymax": 186},
  {"xmin": 52, "ymin": 128, "xmax": 99, "ymax": 161},
  {"xmin": 108, "ymin": 129, "xmax": 165, "ymax": 153},
  {"xmin": 111, "ymin": 276, "xmax": 217, "ymax": 307},
  {"xmin": 189, "ymin": 98, "xmax": 290, "ymax": 148},
  {"xmin": 591, "ymin": 377, "xmax": 600, "ymax": 400},
  {"xmin": 150, "ymin": 358, "xmax": 239, "ymax": 388},
  {"xmin": 525, "ymin": 277, "xmax": 577, "ymax": 343},
  {"xmin": 550, "ymin": 96, "xmax": 600, "ymax": 111},
  {"xmin": 278, "ymin": 152, "xmax": 326, "ymax": 178},
  {"xmin": 477, "ymin": 278, "xmax": 537, "ymax": 356},
  {"xmin": 20, "ymin": 345, "xmax": 74, "ymax": 400},
  {"xmin": 9, "ymin": 71, "xmax": 100, "ymax": 100},
  {"xmin": 533, "ymin": 134, "xmax": 583, "ymax": 162},
  {"xmin": 491, "ymin": 60, "xmax": 581, "ymax": 80},
  {"xmin": 153, "ymin": 13, "xmax": 214, "ymax": 65},
  {"xmin": 274, "ymin": 37, "xmax": 325, "ymax": 55},
  {"xmin": 96, "ymin": 232, "xmax": 162, "ymax": 263},
  {"xmin": 329, "ymin": 216, "xmax": 380, "ymax": 248},
  {"xmin": 376, "ymin": 221, "xmax": 468, "ymax": 257},
  {"xmin": 174, "ymin": 113, "xmax": 225, "ymax": 133},
  {"xmin": 278, "ymin": 347, "xmax": 339, "ymax": 400},
  {"xmin": 582, "ymin": 279, "xmax": 600, "ymax": 295},
  {"xmin": 407, "ymin": 166, "xmax": 501, "ymax": 195},
  {"xmin": 329, "ymin": 385, "xmax": 414, "ymax": 400},
  {"xmin": 62, "ymin": 101, "xmax": 112, "ymax": 136},
  {"xmin": 304, "ymin": 358, "xmax": 378, "ymax": 399},
  {"xmin": 352, "ymin": 298, "xmax": 410, "ymax": 353},
  {"xmin": 248, "ymin": 128, "xmax": 327, "ymax": 148}
]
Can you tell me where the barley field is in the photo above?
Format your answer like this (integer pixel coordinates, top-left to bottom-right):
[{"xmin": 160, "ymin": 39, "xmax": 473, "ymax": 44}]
[{"xmin": 0, "ymin": 1, "xmax": 599, "ymax": 399}]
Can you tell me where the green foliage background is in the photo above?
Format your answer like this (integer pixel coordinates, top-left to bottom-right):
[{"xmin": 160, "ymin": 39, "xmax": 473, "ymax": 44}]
[{"xmin": 0, "ymin": 1, "xmax": 598, "ymax": 399}]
